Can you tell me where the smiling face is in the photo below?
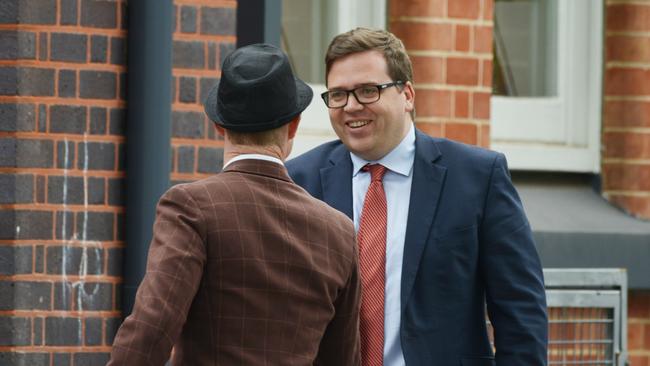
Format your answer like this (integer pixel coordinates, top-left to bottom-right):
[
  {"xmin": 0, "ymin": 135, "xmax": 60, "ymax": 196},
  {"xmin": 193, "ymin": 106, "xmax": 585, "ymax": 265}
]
[{"xmin": 326, "ymin": 50, "xmax": 415, "ymax": 161}]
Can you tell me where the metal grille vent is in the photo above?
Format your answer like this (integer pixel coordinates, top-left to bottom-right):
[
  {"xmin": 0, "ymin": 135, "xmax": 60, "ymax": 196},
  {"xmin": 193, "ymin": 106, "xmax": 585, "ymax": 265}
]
[{"xmin": 487, "ymin": 269, "xmax": 628, "ymax": 366}]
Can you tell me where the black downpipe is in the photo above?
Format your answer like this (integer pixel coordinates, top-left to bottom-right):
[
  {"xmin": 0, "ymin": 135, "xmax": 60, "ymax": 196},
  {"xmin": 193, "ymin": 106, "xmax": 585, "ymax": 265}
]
[
  {"xmin": 123, "ymin": 1, "xmax": 173, "ymax": 318},
  {"xmin": 237, "ymin": 0, "xmax": 282, "ymax": 48}
]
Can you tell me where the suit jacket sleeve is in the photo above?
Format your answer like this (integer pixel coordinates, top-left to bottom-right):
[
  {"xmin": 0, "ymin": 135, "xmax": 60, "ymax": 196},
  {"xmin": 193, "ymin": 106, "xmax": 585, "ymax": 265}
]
[
  {"xmin": 314, "ymin": 234, "xmax": 361, "ymax": 366},
  {"xmin": 480, "ymin": 154, "xmax": 548, "ymax": 365},
  {"xmin": 108, "ymin": 185, "xmax": 206, "ymax": 366}
]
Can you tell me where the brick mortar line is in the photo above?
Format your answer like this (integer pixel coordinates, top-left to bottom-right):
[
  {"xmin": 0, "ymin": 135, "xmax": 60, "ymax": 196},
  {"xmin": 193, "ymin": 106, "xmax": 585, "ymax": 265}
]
[
  {"xmin": 0, "ymin": 24, "xmax": 127, "ymax": 37},
  {"xmin": 172, "ymin": 68, "xmax": 223, "ymax": 77},
  {"xmin": 172, "ymin": 103, "xmax": 210, "ymax": 111},
  {"xmin": 173, "ymin": 0, "xmax": 181, "ymax": 32},
  {"xmin": 172, "ymin": 102, "xmax": 208, "ymax": 110},
  {"xmin": 415, "ymin": 84, "xmax": 492, "ymax": 92},
  {"xmin": 604, "ymin": 95, "xmax": 650, "ymax": 102},
  {"xmin": 606, "ymin": 62, "xmax": 650, "ymax": 69},
  {"xmin": 173, "ymin": 33, "xmax": 236, "ymax": 42},
  {"xmin": 0, "ymin": 345, "xmax": 115, "ymax": 352},
  {"xmin": 172, "ymin": 70, "xmax": 222, "ymax": 79},
  {"xmin": 0, "ymin": 274, "xmax": 123, "ymax": 282},
  {"xmin": 491, "ymin": 140, "xmax": 587, "ymax": 148},
  {"xmin": 607, "ymin": 31, "xmax": 650, "ymax": 37},
  {"xmin": 0, "ymin": 97, "xmax": 126, "ymax": 108},
  {"xmin": 416, "ymin": 118, "xmax": 490, "ymax": 125},
  {"xmin": 603, "ymin": 127, "xmax": 650, "ymax": 133},
  {"xmin": 203, "ymin": 35, "xmax": 209, "ymax": 72},
  {"xmin": 0, "ymin": 204, "xmax": 125, "ymax": 212},
  {"xmin": 408, "ymin": 50, "xmax": 492, "ymax": 58},
  {"xmin": 389, "ymin": 16, "xmax": 493, "ymax": 26},
  {"xmin": 0, "ymin": 60, "xmax": 127, "ymax": 72},
  {"xmin": 174, "ymin": 0, "xmax": 236, "ymax": 7},
  {"xmin": 628, "ymin": 317, "xmax": 650, "ymax": 324},
  {"xmin": 602, "ymin": 158, "xmax": 650, "ymax": 164},
  {"xmin": 606, "ymin": 32, "xmax": 650, "ymax": 39},
  {"xmin": 55, "ymin": 0, "xmax": 62, "ymax": 26},
  {"xmin": 0, "ymin": 132, "xmax": 125, "ymax": 142},
  {"xmin": 606, "ymin": 0, "xmax": 650, "ymax": 5},
  {"xmin": 0, "ymin": 241, "xmax": 125, "ymax": 248},
  {"xmin": 0, "ymin": 268, "xmax": 122, "ymax": 283},
  {"xmin": 171, "ymin": 138, "xmax": 224, "ymax": 147},
  {"xmin": 628, "ymin": 350, "xmax": 650, "ymax": 356},
  {"xmin": 0, "ymin": 169, "xmax": 125, "ymax": 178},
  {"xmin": 602, "ymin": 190, "xmax": 650, "ymax": 197},
  {"xmin": 115, "ymin": 0, "xmax": 124, "ymax": 32},
  {"xmin": 479, "ymin": 0, "xmax": 486, "ymax": 23}
]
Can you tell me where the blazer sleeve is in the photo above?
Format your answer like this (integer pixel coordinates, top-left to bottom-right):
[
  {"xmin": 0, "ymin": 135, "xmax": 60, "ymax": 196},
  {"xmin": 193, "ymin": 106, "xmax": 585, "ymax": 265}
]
[
  {"xmin": 480, "ymin": 153, "xmax": 548, "ymax": 366},
  {"xmin": 314, "ymin": 234, "xmax": 361, "ymax": 366},
  {"xmin": 108, "ymin": 185, "xmax": 207, "ymax": 366}
]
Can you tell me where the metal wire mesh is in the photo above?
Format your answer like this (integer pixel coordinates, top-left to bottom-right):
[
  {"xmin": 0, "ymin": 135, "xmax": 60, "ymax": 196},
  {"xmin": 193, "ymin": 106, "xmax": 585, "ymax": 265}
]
[
  {"xmin": 487, "ymin": 307, "xmax": 615, "ymax": 365},
  {"xmin": 547, "ymin": 307, "xmax": 615, "ymax": 365}
]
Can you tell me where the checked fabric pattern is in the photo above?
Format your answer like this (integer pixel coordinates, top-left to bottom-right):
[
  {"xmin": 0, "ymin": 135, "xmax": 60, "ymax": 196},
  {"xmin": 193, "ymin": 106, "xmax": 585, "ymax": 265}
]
[
  {"xmin": 108, "ymin": 160, "xmax": 361, "ymax": 366},
  {"xmin": 357, "ymin": 164, "xmax": 388, "ymax": 366}
]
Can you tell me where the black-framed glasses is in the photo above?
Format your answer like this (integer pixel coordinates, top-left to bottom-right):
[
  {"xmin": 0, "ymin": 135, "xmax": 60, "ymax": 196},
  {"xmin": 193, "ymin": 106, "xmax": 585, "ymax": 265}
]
[{"xmin": 320, "ymin": 81, "xmax": 405, "ymax": 108}]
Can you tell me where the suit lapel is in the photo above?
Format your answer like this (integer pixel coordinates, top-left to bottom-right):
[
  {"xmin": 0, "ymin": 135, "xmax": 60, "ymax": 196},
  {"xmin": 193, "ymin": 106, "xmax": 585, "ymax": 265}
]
[
  {"xmin": 401, "ymin": 131, "xmax": 446, "ymax": 311},
  {"xmin": 320, "ymin": 145, "xmax": 354, "ymax": 219}
]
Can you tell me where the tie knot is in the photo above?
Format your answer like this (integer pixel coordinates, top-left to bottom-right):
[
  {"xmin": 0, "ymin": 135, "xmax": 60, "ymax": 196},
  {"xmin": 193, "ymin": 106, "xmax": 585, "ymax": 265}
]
[{"xmin": 363, "ymin": 164, "xmax": 387, "ymax": 182}]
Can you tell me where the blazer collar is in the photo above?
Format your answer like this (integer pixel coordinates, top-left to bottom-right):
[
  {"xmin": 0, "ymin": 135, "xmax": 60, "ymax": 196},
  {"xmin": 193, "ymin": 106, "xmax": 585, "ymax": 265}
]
[
  {"xmin": 223, "ymin": 159, "xmax": 293, "ymax": 183},
  {"xmin": 320, "ymin": 144, "xmax": 354, "ymax": 219},
  {"xmin": 401, "ymin": 130, "xmax": 446, "ymax": 310}
]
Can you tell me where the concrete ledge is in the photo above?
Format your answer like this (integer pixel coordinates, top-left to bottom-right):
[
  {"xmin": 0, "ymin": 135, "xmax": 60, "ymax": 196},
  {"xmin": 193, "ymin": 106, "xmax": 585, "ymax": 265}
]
[{"xmin": 512, "ymin": 172, "xmax": 650, "ymax": 290}]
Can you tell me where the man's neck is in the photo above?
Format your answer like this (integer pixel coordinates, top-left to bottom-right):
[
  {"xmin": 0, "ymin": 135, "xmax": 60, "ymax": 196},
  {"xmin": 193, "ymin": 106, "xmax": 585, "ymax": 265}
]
[
  {"xmin": 222, "ymin": 143, "xmax": 288, "ymax": 170},
  {"xmin": 223, "ymin": 143, "xmax": 285, "ymax": 164}
]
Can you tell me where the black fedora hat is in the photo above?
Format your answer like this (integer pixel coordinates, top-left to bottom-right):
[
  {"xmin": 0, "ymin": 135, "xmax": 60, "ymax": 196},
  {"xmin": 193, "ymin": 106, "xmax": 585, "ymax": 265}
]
[{"xmin": 204, "ymin": 43, "xmax": 313, "ymax": 132}]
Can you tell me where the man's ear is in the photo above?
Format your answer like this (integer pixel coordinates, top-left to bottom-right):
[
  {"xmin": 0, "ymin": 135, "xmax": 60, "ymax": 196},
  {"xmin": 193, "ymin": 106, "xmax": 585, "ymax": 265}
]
[
  {"xmin": 215, "ymin": 125, "xmax": 226, "ymax": 137},
  {"xmin": 403, "ymin": 81, "xmax": 415, "ymax": 113},
  {"xmin": 287, "ymin": 115, "xmax": 301, "ymax": 139}
]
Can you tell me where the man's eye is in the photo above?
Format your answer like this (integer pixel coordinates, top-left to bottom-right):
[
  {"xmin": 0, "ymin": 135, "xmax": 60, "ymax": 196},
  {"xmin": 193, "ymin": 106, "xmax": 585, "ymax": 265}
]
[
  {"xmin": 329, "ymin": 91, "xmax": 346, "ymax": 101},
  {"xmin": 358, "ymin": 87, "xmax": 377, "ymax": 97}
]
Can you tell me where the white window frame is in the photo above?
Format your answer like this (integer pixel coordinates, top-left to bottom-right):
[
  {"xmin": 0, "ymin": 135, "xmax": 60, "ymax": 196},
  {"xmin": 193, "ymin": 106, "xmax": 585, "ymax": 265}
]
[
  {"xmin": 288, "ymin": 0, "xmax": 386, "ymax": 158},
  {"xmin": 490, "ymin": 0, "xmax": 603, "ymax": 172}
]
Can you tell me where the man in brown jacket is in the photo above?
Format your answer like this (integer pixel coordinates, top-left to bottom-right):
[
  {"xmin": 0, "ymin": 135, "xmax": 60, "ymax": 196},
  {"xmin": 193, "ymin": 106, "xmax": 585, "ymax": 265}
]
[{"xmin": 108, "ymin": 44, "xmax": 361, "ymax": 366}]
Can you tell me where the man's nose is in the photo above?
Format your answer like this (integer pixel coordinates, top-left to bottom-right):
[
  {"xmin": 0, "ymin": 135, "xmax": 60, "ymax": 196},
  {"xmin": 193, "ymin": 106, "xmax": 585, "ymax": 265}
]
[{"xmin": 344, "ymin": 93, "xmax": 364, "ymax": 112}]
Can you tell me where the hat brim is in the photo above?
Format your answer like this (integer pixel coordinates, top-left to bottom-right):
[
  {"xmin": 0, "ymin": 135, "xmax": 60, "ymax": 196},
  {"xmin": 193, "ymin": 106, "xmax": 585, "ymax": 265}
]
[{"xmin": 204, "ymin": 77, "xmax": 313, "ymax": 132}]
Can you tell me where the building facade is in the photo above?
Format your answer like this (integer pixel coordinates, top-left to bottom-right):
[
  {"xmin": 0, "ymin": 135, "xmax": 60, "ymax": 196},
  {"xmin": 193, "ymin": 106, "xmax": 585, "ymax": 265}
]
[{"xmin": 0, "ymin": 0, "xmax": 649, "ymax": 364}]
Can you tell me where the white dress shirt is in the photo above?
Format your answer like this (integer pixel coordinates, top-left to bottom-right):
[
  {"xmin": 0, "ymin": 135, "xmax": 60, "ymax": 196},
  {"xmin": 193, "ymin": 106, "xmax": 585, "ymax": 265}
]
[
  {"xmin": 222, "ymin": 153, "xmax": 284, "ymax": 170},
  {"xmin": 351, "ymin": 123, "xmax": 415, "ymax": 366}
]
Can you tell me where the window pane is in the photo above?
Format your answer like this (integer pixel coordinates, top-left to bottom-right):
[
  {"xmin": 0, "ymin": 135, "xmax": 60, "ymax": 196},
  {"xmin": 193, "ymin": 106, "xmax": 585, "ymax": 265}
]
[
  {"xmin": 493, "ymin": 0, "xmax": 558, "ymax": 97},
  {"xmin": 281, "ymin": 0, "xmax": 337, "ymax": 84},
  {"xmin": 281, "ymin": 0, "xmax": 386, "ymax": 84}
]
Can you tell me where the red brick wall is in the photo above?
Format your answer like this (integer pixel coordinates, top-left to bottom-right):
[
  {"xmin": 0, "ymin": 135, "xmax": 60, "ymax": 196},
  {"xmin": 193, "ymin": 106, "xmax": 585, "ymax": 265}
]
[
  {"xmin": 629, "ymin": 291, "xmax": 650, "ymax": 366},
  {"xmin": 0, "ymin": 0, "xmax": 234, "ymax": 364},
  {"xmin": 602, "ymin": 5, "xmax": 650, "ymax": 358},
  {"xmin": 0, "ymin": 0, "xmax": 127, "ymax": 364},
  {"xmin": 388, "ymin": 0, "xmax": 493, "ymax": 147},
  {"xmin": 389, "ymin": 1, "xmax": 650, "ymax": 364},
  {"xmin": 603, "ymin": 0, "xmax": 650, "ymax": 220},
  {"xmin": 170, "ymin": 0, "xmax": 235, "ymax": 184}
]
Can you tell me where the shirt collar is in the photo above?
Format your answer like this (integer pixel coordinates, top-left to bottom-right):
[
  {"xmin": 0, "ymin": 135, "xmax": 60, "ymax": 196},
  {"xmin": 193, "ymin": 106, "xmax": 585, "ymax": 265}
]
[
  {"xmin": 350, "ymin": 123, "xmax": 415, "ymax": 177},
  {"xmin": 223, "ymin": 153, "xmax": 284, "ymax": 170}
]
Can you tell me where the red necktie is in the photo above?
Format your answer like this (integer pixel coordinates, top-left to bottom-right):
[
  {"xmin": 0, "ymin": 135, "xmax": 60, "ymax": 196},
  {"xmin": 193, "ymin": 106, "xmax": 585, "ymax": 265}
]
[{"xmin": 357, "ymin": 164, "xmax": 387, "ymax": 366}]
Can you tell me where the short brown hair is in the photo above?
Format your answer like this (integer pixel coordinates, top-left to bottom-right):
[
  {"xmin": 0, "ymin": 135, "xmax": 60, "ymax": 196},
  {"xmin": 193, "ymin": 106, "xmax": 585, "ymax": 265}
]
[
  {"xmin": 325, "ymin": 27, "xmax": 413, "ymax": 87},
  {"xmin": 225, "ymin": 125, "xmax": 287, "ymax": 147}
]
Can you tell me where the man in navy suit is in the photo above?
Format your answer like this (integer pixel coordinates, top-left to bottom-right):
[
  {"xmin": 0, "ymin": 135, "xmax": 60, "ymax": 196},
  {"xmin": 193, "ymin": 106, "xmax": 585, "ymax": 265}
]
[{"xmin": 286, "ymin": 28, "xmax": 548, "ymax": 365}]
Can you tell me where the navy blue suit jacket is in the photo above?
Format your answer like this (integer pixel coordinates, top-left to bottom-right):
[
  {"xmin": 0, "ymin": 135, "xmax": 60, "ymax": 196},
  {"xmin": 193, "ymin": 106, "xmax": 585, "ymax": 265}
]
[{"xmin": 286, "ymin": 129, "xmax": 548, "ymax": 366}]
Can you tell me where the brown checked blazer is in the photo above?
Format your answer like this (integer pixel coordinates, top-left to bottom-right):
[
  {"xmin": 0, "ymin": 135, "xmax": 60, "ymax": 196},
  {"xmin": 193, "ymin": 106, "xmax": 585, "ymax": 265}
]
[{"xmin": 108, "ymin": 159, "xmax": 361, "ymax": 366}]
